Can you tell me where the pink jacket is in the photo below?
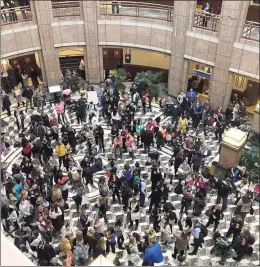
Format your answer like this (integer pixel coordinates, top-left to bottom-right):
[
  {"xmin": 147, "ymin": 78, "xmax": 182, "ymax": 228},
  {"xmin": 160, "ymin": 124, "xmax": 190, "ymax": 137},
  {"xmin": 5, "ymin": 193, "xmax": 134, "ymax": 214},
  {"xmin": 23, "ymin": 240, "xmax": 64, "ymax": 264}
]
[
  {"xmin": 50, "ymin": 117, "xmax": 59, "ymax": 127},
  {"xmin": 125, "ymin": 136, "xmax": 134, "ymax": 147},
  {"xmin": 114, "ymin": 136, "xmax": 123, "ymax": 147},
  {"xmin": 55, "ymin": 102, "xmax": 64, "ymax": 114}
]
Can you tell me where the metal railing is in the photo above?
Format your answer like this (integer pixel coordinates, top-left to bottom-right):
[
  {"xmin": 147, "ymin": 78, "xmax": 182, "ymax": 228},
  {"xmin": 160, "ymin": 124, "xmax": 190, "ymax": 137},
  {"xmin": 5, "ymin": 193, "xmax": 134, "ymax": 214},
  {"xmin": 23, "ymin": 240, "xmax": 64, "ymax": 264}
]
[
  {"xmin": 1, "ymin": 6, "xmax": 32, "ymax": 25},
  {"xmin": 100, "ymin": 1, "xmax": 173, "ymax": 21},
  {"xmin": 242, "ymin": 21, "xmax": 260, "ymax": 42},
  {"xmin": 193, "ymin": 11, "xmax": 220, "ymax": 32},
  {"xmin": 52, "ymin": 1, "xmax": 80, "ymax": 17}
]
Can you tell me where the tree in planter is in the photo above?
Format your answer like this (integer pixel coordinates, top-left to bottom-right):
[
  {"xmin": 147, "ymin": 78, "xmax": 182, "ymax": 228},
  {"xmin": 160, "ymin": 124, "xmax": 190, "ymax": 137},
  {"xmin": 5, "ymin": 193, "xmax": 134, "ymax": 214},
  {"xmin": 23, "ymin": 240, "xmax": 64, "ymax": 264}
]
[
  {"xmin": 115, "ymin": 68, "xmax": 127, "ymax": 94},
  {"xmin": 139, "ymin": 70, "xmax": 167, "ymax": 101},
  {"xmin": 239, "ymin": 146, "xmax": 260, "ymax": 185}
]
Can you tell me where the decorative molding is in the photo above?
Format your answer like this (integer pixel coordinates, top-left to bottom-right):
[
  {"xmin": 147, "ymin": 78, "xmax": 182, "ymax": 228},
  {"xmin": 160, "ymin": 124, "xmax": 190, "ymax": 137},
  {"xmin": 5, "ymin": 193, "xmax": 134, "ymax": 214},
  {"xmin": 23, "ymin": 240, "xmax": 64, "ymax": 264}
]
[
  {"xmin": 97, "ymin": 20, "xmax": 173, "ymax": 32},
  {"xmin": 1, "ymin": 47, "xmax": 41, "ymax": 58},
  {"xmin": 229, "ymin": 67, "xmax": 259, "ymax": 79},
  {"xmin": 186, "ymin": 31, "xmax": 219, "ymax": 43},
  {"xmin": 54, "ymin": 42, "xmax": 86, "ymax": 48},
  {"xmin": 184, "ymin": 54, "xmax": 215, "ymax": 66},
  {"xmin": 99, "ymin": 41, "xmax": 171, "ymax": 54},
  {"xmin": 234, "ymin": 42, "xmax": 259, "ymax": 54},
  {"xmin": 51, "ymin": 21, "xmax": 84, "ymax": 27},
  {"xmin": 1, "ymin": 25, "xmax": 38, "ymax": 36}
]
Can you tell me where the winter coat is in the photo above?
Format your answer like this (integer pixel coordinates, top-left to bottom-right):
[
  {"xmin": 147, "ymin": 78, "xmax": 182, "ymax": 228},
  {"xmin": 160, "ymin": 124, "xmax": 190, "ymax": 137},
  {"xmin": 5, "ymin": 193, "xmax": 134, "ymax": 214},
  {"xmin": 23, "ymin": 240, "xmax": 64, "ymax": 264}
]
[
  {"xmin": 55, "ymin": 102, "xmax": 65, "ymax": 114},
  {"xmin": 55, "ymin": 143, "xmax": 67, "ymax": 157},
  {"xmin": 114, "ymin": 136, "xmax": 123, "ymax": 147},
  {"xmin": 143, "ymin": 242, "xmax": 164, "ymax": 265},
  {"xmin": 172, "ymin": 233, "xmax": 189, "ymax": 251},
  {"xmin": 94, "ymin": 217, "xmax": 105, "ymax": 234},
  {"xmin": 2, "ymin": 96, "xmax": 11, "ymax": 109},
  {"xmin": 215, "ymin": 181, "xmax": 231, "ymax": 197},
  {"xmin": 141, "ymin": 130, "xmax": 153, "ymax": 145},
  {"xmin": 156, "ymin": 131, "xmax": 164, "ymax": 146}
]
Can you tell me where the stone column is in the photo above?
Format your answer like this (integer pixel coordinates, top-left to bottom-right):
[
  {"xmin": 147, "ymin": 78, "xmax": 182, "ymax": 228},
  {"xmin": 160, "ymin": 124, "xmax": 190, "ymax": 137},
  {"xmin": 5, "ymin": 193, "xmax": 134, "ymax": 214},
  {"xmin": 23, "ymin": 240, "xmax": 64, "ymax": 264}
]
[
  {"xmin": 82, "ymin": 1, "xmax": 103, "ymax": 84},
  {"xmin": 208, "ymin": 1, "xmax": 244, "ymax": 110},
  {"xmin": 168, "ymin": 1, "xmax": 194, "ymax": 96},
  {"xmin": 32, "ymin": 1, "xmax": 61, "ymax": 86}
]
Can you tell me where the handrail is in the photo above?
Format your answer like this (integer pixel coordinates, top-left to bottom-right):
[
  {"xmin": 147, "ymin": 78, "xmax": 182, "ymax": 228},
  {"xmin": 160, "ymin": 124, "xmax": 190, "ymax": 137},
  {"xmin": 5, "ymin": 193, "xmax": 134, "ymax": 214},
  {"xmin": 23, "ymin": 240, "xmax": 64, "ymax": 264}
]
[
  {"xmin": 52, "ymin": 1, "xmax": 80, "ymax": 17},
  {"xmin": 242, "ymin": 20, "xmax": 260, "ymax": 42},
  {"xmin": 1, "ymin": 6, "xmax": 32, "ymax": 25},
  {"xmin": 193, "ymin": 11, "xmax": 220, "ymax": 32},
  {"xmin": 100, "ymin": 1, "xmax": 173, "ymax": 21},
  {"xmin": 52, "ymin": 1, "xmax": 80, "ymax": 8}
]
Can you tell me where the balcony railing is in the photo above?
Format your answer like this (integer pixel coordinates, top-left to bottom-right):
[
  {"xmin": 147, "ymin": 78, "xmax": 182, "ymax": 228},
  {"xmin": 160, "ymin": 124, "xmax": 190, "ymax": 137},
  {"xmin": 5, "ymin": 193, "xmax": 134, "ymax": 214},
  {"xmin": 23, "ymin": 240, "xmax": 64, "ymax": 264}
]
[
  {"xmin": 193, "ymin": 11, "xmax": 220, "ymax": 32},
  {"xmin": 1, "ymin": 6, "xmax": 32, "ymax": 25},
  {"xmin": 242, "ymin": 21, "xmax": 260, "ymax": 42},
  {"xmin": 100, "ymin": 1, "xmax": 173, "ymax": 22},
  {"xmin": 52, "ymin": 1, "xmax": 80, "ymax": 17}
]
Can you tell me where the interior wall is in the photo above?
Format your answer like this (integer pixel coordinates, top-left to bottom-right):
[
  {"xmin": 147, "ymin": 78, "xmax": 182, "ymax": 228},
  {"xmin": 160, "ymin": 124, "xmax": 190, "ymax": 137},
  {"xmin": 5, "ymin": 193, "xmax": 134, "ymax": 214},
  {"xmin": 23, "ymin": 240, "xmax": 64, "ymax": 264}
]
[{"xmin": 123, "ymin": 48, "xmax": 170, "ymax": 70}]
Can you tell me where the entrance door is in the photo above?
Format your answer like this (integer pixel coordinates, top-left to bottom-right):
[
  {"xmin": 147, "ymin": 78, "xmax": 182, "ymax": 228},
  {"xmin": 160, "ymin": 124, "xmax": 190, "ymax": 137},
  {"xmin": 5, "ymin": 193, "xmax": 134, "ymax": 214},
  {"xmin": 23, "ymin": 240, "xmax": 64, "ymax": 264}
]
[{"xmin": 103, "ymin": 48, "xmax": 123, "ymax": 71}]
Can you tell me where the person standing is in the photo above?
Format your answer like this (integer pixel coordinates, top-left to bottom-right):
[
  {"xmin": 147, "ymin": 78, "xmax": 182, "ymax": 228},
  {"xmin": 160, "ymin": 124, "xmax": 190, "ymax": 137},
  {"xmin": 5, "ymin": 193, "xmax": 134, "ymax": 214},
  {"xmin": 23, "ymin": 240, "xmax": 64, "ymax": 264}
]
[
  {"xmin": 55, "ymin": 99, "xmax": 66, "ymax": 124},
  {"xmin": 21, "ymin": 71, "xmax": 28, "ymax": 88},
  {"xmin": 140, "ymin": 175, "xmax": 147, "ymax": 209},
  {"xmin": 2, "ymin": 94, "xmax": 11, "ymax": 116},
  {"xmin": 22, "ymin": 86, "xmax": 34, "ymax": 111},
  {"xmin": 14, "ymin": 85, "xmax": 23, "ymax": 107},
  {"xmin": 30, "ymin": 68, "xmax": 39, "ymax": 88},
  {"xmin": 55, "ymin": 140, "xmax": 67, "ymax": 168},
  {"xmin": 129, "ymin": 198, "xmax": 140, "ymax": 230}
]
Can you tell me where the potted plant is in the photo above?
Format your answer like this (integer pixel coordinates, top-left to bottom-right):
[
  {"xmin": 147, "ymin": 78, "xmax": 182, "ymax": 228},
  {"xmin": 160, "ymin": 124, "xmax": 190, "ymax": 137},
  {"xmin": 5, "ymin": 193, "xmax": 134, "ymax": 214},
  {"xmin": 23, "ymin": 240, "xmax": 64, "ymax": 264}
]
[
  {"xmin": 115, "ymin": 68, "xmax": 127, "ymax": 94},
  {"xmin": 140, "ymin": 70, "xmax": 167, "ymax": 102},
  {"xmin": 239, "ymin": 146, "xmax": 260, "ymax": 184}
]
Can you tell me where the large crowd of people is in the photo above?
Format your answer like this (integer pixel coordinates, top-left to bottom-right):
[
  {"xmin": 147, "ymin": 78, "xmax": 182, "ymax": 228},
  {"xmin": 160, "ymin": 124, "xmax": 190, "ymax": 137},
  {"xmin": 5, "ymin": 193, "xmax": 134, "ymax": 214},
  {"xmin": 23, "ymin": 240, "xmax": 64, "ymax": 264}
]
[{"xmin": 1, "ymin": 70, "xmax": 258, "ymax": 267}]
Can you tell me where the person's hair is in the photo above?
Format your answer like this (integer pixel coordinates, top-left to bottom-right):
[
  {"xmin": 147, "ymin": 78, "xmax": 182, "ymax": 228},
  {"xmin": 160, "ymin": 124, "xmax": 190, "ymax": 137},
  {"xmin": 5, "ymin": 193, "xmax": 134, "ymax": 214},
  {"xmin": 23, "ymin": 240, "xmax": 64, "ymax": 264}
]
[
  {"xmin": 241, "ymin": 227, "xmax": 251, "ymax": 239},
  {"xmin": 98, "ymin": 176, "xmax": 106, "ymax": 184},
  {"xmin": 241, "ymin": 178, "xmax": 248, "ymax": 185},
  {"xmin": 234, "ymin": 214, "xmax": 243, "ymax": 222},
  {"xmin": 97, "ymin": 237, "xmax": 106, "ymax": 249},
  {"xmin": 185, "ymin": 217, "xmax": 193, "ymax": 228},
  {"xmin": 115, "ymin": 218, "xmax": 123, "ymax": 227},
  {"xmin": 129, "ymin": 236, "xmax": 136, "ymax": 245},
  {"xmin": 76, "ymin": 232, "xmax": 83, "ymax": 242},
  {"xmin": 215, "ymin": 204, "xmax": 222, "ymax": 211}
]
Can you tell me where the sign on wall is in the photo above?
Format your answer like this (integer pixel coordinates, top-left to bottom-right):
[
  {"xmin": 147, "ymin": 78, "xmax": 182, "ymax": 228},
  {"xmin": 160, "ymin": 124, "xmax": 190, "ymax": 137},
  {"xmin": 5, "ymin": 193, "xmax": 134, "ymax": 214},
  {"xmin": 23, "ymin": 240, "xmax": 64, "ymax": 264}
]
[{"xmin": 193, "ymin": 69, "xmax": 212, "ymax": 79}]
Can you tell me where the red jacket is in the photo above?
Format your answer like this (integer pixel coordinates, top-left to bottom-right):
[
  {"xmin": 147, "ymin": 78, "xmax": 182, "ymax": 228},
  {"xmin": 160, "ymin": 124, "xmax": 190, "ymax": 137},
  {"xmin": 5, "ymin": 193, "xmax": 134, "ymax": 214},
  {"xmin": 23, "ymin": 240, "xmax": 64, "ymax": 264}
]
[
  {"xmin": 146, "ymin": 121, "xmax": 155, "ymax": 133},
  {"xmin": 23, "ymin": 143, "xmax": 31, "ymax": 154}
]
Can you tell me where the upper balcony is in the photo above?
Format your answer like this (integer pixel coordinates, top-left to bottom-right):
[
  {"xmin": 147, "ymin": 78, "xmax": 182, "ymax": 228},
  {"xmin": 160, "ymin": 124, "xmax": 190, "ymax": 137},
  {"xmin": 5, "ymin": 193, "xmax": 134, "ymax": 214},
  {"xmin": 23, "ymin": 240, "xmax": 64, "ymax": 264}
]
[
  {"xmin": 242, "ymin": 21, "xmax": 260, "ymax": 42},
  {"xmin": 51, "ymin": 1, "xmax": 80, "ymax": 19},
  {"xmin": 100, "ymin": 1, "xmax": 174, "ymax": 22},
  {"xmin": 1, "ymin": 5, "xmax": 32, "ymax": 26}
]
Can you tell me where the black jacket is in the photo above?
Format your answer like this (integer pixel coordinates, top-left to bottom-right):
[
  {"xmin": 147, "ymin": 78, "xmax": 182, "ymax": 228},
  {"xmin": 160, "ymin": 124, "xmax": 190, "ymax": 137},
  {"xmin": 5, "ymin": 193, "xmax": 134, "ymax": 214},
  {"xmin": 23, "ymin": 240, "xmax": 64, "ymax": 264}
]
[
  {"xmin": 141, "ymin": 129, "xmax": 153, "ymax": 145},
  {"xmin": 2, "ymin": 95, "xmax": 11, "ymax": 109},
  {"xmin": 215, "ymin": 181, "xmax": 231, "ymax": 197},
  {"xmin": 149, "ymin": 190, "xmax": 162, "ymax": 204},
  {"xmin": 22, "ymin": 88, "xmax": 33, "ymax": 99}
]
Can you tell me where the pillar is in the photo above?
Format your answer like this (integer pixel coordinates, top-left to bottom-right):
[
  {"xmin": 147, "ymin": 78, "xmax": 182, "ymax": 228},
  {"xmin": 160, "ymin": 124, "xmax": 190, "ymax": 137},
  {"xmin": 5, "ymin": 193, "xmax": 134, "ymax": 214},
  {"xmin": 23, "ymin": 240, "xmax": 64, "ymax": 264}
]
[
  {"xmin": 219, "ymin": 128, "xmax": 247, "ymax": 168},
  {"xmin": 208, "ymin": 1, "xmax": 247, "ymax": 110},
  {"xmin": 32, "ymin": 1, "xmax": 61, "ymax": 86},
  {"xmin": 168, "ymin": 1, "xmax": 194, "ymax": 96},
  {"xmin": 251, "ymin": 102, "xmax": 260, "ymax": 134},
  {"xmin": 82, "ymin": 1, "xmax": 103, "ymax": 84}
]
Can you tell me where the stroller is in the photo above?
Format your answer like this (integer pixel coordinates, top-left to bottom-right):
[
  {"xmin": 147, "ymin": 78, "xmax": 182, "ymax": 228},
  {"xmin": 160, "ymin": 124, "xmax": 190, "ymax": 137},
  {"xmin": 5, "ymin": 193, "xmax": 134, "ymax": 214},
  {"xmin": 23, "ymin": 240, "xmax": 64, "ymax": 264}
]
[{"xmin": 210, "ymin": 233, "xmax": 232, "ymax": 265}]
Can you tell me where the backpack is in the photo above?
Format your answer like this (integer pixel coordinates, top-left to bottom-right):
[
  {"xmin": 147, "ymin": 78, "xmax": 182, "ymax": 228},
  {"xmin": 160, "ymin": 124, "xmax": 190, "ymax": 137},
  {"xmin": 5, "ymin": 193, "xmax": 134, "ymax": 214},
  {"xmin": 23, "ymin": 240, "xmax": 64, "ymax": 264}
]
[
  {"xmin": 174, "ymin": 183, "xmax": 183, "ymax": 195},
  {"xmin": 99, "ymin": 183, "xmax": 109, "ymax": 197},
  {"xmin": 133, "ymin": 176, "xmax": 141, "ymax": 186},
  {"xmin": 135, "ymin": 94, "xmax": 140, "ymax": 102},
  {"xmin": 196, "ymin": 223, "xmax": 208, "ymax": 239}
]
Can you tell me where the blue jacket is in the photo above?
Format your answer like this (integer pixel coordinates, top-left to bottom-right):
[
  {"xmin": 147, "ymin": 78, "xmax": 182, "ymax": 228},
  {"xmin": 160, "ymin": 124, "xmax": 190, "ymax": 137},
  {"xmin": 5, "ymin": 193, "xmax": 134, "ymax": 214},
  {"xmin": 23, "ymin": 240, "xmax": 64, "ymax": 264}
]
[
  {"xmin": 124, "ymin": 170, "xmax": 132, "ymax": 182},
  {"xmin": 186, "ymin": 91, "xmax": 196, "ymax": 103},
  {"xmin": 143, "ymin": 242, "xmax": 164, "ymax": 265}
]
